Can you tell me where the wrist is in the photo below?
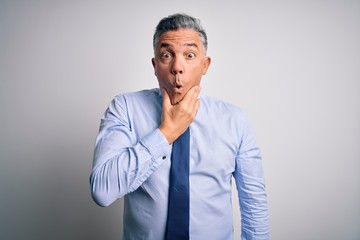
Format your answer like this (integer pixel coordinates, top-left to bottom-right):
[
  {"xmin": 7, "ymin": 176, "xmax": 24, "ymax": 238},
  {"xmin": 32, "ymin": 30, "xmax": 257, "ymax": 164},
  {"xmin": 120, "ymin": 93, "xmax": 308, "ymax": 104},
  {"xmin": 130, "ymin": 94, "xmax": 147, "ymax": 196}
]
[{"xmin": 159, "ymin": 125, "xmax": 177, "ymax": 144}]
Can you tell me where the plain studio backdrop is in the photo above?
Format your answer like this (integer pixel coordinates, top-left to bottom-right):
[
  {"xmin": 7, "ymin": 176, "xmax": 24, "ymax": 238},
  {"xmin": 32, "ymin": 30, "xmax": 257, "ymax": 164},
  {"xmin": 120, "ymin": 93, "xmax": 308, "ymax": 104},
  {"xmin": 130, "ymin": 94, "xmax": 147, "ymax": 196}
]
[{"xmin": 0, "ymin": 0, "xmax": 359, "ymax": 239}]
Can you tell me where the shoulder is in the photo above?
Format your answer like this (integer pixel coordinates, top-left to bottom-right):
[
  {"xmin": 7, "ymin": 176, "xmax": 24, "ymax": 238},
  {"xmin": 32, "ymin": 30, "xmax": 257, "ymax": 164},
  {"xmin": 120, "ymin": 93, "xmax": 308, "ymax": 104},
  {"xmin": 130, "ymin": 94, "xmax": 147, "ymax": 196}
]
[
  {"xmin": 109, "ymin": 88, "xmax": 161, "ymax": 110},
  {"xmin": 113, "ymin": 88, "xmax": 160, "ymax": 103},
  {"xmin": 200, "ymin": 94, "xmax": 245, "ymax": 117},
  {"xmin": 197, "ymin": 95, "xmax": 256, "ymax": 145},
  {"xmin": 104, "ymin": 88, "xmax": 160, "ymax": 118},
  {"xmin": 199, "ymin": 94, "xmax": 251, "ymax": 132}
]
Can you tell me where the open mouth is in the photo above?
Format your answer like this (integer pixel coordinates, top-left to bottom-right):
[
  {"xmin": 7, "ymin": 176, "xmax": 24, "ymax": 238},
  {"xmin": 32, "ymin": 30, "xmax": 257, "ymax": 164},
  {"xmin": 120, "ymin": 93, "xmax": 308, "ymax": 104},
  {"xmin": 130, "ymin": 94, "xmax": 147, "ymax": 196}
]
[
  {"xmin": 172, "ymin": 86, "xmax": 183, "ymax": 94},
  {"xmin": 174, "ymin": 75, "xmax": 183, "ymax": 90}
]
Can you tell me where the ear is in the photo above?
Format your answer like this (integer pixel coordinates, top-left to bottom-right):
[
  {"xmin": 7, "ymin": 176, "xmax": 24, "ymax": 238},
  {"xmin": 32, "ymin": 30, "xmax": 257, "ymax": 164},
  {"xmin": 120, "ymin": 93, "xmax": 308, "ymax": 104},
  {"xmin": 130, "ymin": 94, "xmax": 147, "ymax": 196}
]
[
  {"xmin": 202, "ymin": 56, "xmax": 211, "ymax": 75},
  {"xmin": 151, "ymin": 58, "xmax": 157, "ymax": 76}
]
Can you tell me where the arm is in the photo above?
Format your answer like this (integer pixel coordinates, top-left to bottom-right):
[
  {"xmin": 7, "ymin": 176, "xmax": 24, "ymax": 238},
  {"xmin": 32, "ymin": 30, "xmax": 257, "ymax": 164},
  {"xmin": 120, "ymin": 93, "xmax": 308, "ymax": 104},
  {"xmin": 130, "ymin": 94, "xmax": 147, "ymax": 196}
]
[
  {"xmin": 90, "ymin": 87, "xmax": 200, "ymax": 207},
  {"xmin": 233, "ymin": 117, "xmax": 270, "ymax": 240},
  {"xmin": 90, "ymin": 95, "xmax": 171, "ymax": 207}
]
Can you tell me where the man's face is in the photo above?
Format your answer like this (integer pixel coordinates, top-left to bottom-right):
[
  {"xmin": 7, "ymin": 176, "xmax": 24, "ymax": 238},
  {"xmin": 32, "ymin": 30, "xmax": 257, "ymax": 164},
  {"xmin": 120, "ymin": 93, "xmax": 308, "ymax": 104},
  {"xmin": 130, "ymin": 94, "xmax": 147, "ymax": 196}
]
[{"xmin": 152, "ymin": 28, "xmax": 211, "ymax": 105}]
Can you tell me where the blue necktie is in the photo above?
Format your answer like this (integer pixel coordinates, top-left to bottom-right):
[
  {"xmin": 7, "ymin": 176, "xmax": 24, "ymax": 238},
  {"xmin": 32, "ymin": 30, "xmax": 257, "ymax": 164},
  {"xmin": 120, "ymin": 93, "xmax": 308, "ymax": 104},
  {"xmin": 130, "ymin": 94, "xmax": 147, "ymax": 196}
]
[{"xmin": 165, "ymin": 128, "xmax": 190, "ymax": 239}]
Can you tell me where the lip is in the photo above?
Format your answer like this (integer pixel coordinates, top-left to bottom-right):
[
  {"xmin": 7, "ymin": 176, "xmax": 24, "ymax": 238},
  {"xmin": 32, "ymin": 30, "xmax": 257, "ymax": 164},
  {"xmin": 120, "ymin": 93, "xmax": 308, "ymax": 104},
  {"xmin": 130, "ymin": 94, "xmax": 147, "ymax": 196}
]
[{"xmin": 172, "ymin": 86, "xmax": 183, "ymax": 93}]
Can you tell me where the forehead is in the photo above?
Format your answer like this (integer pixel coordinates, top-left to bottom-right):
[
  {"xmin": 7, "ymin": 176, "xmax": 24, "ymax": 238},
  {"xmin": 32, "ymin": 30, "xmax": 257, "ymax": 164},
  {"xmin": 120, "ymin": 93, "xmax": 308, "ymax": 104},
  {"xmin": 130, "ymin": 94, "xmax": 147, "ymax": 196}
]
[{"xmin": 157, "ymin": 28, "xmax": 203, "ymax": 49}]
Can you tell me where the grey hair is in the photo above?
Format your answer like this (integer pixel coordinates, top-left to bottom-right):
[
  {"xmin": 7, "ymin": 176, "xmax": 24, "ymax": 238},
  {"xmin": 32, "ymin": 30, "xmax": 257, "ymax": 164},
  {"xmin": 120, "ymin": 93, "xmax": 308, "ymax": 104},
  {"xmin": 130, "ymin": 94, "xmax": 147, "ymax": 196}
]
[{"xmin": 153, "ymin": 13, "xmax": 208, "ymax": 53}]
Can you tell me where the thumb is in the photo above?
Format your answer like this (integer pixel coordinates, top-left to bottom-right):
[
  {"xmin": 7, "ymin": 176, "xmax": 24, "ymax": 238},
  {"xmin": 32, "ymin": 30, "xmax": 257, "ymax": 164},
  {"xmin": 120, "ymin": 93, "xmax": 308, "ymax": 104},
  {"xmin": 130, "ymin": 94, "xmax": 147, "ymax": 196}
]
[{"xmin": 161, "ymin": 88, "xmax": 171, "ymax": 108}]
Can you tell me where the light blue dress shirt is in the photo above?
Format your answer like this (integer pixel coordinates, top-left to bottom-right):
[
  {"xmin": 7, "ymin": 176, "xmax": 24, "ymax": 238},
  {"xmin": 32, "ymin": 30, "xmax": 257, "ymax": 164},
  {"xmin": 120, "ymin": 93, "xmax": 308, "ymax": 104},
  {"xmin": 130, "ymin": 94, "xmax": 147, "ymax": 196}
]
[{"xmin": 90, "ymin": 88, "xmax": 269, "ymax": 239}]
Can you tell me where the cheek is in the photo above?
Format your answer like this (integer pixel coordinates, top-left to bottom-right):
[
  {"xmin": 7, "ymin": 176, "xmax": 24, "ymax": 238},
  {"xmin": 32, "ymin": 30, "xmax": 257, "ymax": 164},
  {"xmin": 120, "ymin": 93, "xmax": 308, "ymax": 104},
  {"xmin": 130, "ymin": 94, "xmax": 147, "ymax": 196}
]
[
  {"xmin": 156, "ymin": 75, "xmax": 172, "ymax": 89},
  {"xmin": 155, "ymin": 64, "xmax": 168, "ymax": 77},
  {"xmin": 191, "ymin": 66, "xmax": 205, "ymax": 80}
]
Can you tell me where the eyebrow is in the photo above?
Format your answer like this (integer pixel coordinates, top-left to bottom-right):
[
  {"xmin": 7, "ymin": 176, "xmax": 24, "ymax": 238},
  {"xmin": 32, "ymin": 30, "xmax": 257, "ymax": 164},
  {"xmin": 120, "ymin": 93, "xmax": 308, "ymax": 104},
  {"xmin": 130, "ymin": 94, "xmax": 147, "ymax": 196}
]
[{"xmin": 160, "ymin": 42, "xmax": 199, "ymax": 49}]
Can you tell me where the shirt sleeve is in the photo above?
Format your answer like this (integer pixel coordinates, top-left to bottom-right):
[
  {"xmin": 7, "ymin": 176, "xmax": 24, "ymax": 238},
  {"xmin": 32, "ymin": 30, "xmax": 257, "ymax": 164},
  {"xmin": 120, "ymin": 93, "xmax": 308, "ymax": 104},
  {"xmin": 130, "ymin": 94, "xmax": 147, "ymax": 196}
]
[
  {"xmin": 90, "ymin": 95, "xmax": 171, "ymax": 207},
  {"xmin": 233, "ymin": 115, "xmax": 270, "ymax": 240}
]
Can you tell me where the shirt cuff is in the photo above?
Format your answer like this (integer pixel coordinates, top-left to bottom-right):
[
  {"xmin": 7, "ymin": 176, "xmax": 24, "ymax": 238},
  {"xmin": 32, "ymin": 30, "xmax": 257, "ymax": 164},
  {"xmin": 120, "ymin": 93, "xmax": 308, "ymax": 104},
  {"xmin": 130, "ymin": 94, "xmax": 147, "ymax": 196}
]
[{"xmin": 140, "ymin": 128, "xmax": 172, "ymax": 166}]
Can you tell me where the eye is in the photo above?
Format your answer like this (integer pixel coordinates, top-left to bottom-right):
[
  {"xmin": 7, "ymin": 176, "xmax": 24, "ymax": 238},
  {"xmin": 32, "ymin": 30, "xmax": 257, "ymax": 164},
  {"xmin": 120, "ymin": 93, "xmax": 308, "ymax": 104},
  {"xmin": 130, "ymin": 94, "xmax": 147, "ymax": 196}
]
[
  {"xmin": 186, "ymin": 52, "xmax": 195, "ymax": 59},
  {"xmin": 161, "ymin": 52, "xmax": 172, "ymax": 59}
]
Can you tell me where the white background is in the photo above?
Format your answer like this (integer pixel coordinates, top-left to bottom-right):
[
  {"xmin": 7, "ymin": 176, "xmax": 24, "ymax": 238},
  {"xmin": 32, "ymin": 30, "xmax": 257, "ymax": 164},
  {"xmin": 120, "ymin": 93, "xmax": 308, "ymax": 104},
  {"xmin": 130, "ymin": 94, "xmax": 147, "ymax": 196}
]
[{"xmin": 1, "ymin": 0, "xmax": 359, "ymax": 239}]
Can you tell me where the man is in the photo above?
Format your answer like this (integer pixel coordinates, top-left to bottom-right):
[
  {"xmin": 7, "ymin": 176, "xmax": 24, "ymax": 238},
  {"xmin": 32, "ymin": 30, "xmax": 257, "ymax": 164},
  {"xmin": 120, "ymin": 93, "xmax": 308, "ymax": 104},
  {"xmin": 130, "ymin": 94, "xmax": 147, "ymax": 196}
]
[{"xmin": 90, "ymin": 13, "xmax": 269, "ymax": 239}]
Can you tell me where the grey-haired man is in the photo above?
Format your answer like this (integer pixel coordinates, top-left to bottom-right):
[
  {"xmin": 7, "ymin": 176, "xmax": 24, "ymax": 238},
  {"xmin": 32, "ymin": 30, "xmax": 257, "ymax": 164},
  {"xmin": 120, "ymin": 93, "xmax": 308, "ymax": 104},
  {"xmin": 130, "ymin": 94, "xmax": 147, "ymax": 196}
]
[{"xmin": 90, "ymin": 13, "xmax": 269, "ymax": 239}]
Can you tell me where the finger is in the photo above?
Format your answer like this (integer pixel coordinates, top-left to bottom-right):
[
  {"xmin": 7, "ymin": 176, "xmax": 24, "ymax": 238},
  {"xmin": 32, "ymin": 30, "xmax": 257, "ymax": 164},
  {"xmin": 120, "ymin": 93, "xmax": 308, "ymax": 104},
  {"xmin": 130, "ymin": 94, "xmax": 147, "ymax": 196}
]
[
  {"xmin": 181, "ymin": 86, "xmax": 200, "ymax": 106},
  {"xmin": 194, "ymin": 85, "xmax": 201, "ymax": 100},
  {"xmin": 191, "ymin": 86, "xmax": 201, "ymax": 100},
  {"xmin": 161, "ymin": 88, "xmax": 171, "ymax": 108},
  {"xmin": 186, "ymin": 98, "xmax": 200, "ymax": 122},
  {"xmin": 194, "ymin": 98, "xmax": 200, "ymax": 115},
  {"xmin": 184, "ymin": 86, "xmax": 200, "ymax": 106}
]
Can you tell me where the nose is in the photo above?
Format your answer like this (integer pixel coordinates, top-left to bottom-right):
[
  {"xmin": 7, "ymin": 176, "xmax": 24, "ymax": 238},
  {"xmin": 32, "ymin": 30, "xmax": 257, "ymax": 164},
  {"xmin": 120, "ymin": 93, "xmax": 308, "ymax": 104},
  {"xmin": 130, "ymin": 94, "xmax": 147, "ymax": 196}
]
[{"xmin": 171, "ymin": 57, "xmax": 184, "ymax": 75}]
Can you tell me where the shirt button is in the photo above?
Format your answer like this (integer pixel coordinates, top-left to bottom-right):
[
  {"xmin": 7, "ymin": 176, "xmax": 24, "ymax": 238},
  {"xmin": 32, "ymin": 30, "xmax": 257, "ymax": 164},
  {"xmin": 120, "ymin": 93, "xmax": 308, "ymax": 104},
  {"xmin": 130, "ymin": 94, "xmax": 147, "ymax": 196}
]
[{"xmin": 162, "ymin": 156, "xmax": 166, "ymax": 160}]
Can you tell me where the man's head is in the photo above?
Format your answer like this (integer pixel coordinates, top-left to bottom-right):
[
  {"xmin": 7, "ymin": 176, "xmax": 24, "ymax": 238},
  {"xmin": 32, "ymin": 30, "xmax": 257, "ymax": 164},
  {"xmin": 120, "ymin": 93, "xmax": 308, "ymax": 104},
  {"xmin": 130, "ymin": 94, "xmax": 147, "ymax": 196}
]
[
  {"xmin": 153, "ymin": 13, "xmax": 208, "ymax": 53},
  {"xmin": 152, "ymin": 13, "xmax": 211, "ymax": 105}
]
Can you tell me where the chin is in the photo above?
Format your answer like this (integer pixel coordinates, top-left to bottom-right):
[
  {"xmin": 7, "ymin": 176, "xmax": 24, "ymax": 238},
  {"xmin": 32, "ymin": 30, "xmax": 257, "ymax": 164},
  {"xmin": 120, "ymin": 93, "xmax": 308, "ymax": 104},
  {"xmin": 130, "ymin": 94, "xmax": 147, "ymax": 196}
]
[{"xmin": 170, "ymin": 95, "xmax": 183, "ymax": 105}]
